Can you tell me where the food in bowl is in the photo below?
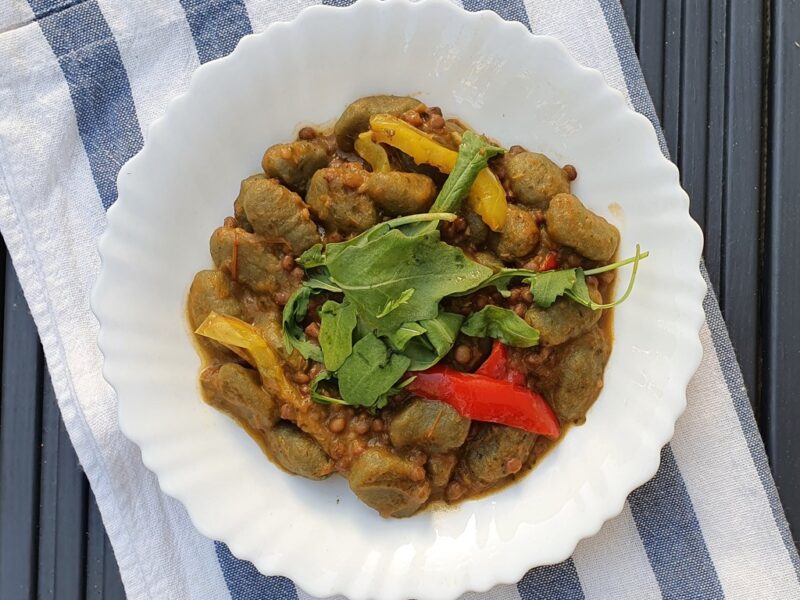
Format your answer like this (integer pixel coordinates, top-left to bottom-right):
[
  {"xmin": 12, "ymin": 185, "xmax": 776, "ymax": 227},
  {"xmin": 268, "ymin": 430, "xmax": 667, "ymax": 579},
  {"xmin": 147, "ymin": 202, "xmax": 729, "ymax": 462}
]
[{"xmin": 187, "ymin": 95, "xmax": 646, "ymax": 518}]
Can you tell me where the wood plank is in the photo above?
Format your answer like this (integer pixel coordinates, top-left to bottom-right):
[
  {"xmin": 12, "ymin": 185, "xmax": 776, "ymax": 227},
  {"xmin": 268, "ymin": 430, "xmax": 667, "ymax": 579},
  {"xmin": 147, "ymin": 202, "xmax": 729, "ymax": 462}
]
[
  {"xmin": 85, "ymin": 498, "xmax": 125, "ymax": 600},
  {"xmin": 676, "ymin": 0, "xmax": 716, "ymax": 285},
  {"xmin": 0, "ymin": 254, "xmax": 43, "ymax": 600},
  {"xmin": 37, "ymin": 374, "xmax": 62, "ymax": 599},
  {"xmin": 620, "ymin": 0, "xmax": 637, "ymax": 45},
  {"xmin": 37, "ymin": 375, "xmax": 88, "ymax": 600},
  {"xmin": 625, "ymin": 0, "xmax": 763, "ymax": 406},
  {"xmin": 635, "ymin": 0, "xmax": 666, "ymax": 120},
  {"xmin": 85, "ymin": 498, "xmax": 104, "ymax": 600},
  {"xmin": 102, "ymin": 535, "xmax": 125, "ymax": 600},
  {"xmin": 720, "ymin": 0, "xmax": 764, "ymax": 405},
  {"xmin": 764, "ymin": 0, "xmax": 800, "ymax": 543},
  {"xmin": 661, "ymin": 0, "xmax": 682, "ymax": 161}
]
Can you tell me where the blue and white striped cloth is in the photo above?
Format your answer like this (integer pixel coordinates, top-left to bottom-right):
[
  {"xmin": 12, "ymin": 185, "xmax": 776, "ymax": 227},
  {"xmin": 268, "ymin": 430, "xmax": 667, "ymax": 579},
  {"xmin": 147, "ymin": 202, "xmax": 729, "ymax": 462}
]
[{"xmin": 0, "ymin": 1, "xmax": 798, "ymax": 598}]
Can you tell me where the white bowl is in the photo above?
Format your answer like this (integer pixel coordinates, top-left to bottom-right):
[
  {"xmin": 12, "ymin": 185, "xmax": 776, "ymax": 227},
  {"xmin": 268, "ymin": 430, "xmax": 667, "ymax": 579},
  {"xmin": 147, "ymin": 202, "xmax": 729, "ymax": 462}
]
[{"xmin": 92, "ymin": 1, "xmax": 706, "ymax": 598}]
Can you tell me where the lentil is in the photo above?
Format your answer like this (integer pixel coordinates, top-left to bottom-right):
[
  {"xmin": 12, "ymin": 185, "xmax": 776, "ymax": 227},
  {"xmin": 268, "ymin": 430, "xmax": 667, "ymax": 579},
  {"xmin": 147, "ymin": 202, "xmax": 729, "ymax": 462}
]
[
  {"xmin": 274, "ymin": 290, "xmax": 290, "ymax": 306},
  {"xmin": 279, "ymin": 146, "xmax": 293, "ymax": 160},
  {"xmin": 298, "ymin": 126, "xmax": 317, "ymax": 140},
  {"xmin": 506, "ymin": 457, "xmax": 523, "ymax": 474},
  {"xmin": 401, "ymin": 109, "xmax": 423, "ymax": 127},
  {"xmin": 304, "ymin": 322, "xmax": 320, "ymax": 339},
  {"xmin": 446, "ymin": 481, "xmax": 464, "ymax": 502},
  {"xmin": 410, "ymin": 466, "xmax": 427, "ymax": 482},
  {"xmin": 281, "ymin": 255, "xmax": 295, "ymax": 271},
  {"xmin": 329, "ymin": 417, "xmax": 346, "ymax": 434},
  {"xmin": 407, "ymin": 448, "xmax": 427, "ymax": 466},
  {"xmin": 292, "ymin": 372, "xmax": 310, "ymax": 384},
  {"xmin": 353, "ymin": 417, "xmax": 370, "ymax": 435},
  {"xmin": 342, "ymin": 170, "xmax": 364, "ymax": 189}
]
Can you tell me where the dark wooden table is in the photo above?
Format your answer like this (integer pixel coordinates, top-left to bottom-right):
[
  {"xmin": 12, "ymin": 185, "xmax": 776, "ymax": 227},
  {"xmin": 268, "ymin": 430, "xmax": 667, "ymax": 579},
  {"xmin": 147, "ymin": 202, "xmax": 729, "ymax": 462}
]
[{"xmin": 1, "ymin": 1, "xmax": 797, "ymax": 597}]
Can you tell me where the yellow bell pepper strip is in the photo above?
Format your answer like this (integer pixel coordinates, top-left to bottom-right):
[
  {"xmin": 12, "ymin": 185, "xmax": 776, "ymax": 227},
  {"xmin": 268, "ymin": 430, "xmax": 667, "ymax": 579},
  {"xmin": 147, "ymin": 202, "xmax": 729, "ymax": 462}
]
[
  {"xmin": 368, "ymin": 114, "xmax": 508, "ymax": 231},
  {"xmin": 370, "ymin": 114, "xmax": 455, "ymax": 170},
  {"xmin": 195, "ymin": 311, "xmax": 297, "ymax": 401},
  {"xmin": 354, "ymin": 131, "xmax": 391, "ymax": 173},
  {"xmin": 196, "ymin": 312, "xmax": 342, "ymax": 453}
]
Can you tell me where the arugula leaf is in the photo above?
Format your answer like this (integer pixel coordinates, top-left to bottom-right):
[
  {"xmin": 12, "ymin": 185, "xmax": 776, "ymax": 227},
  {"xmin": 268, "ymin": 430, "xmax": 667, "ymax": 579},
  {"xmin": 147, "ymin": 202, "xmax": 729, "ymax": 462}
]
[
  {"xmin": 457, "ymin": 268, "xmax": 535, "ymax": 298},
  {"xmin": 385, "ymin": 322, "xmax": 427, "ymax": 351},
  {"xmin": 458, "ymin": 249, "xmax": 651, "ymax": 310},
  {"xmin": 309, "ymin": 368, "xmax": 415, "ymax": 409},
  {"xmin": 354, "ymin": 316, "xmax": 372, "ymax": 341},
  {"xmin": 566, "ymin": 269, "xmax": 592, "ymax": 306},
  {"xmin": 395, "ymin": 375, "xmax": 417, "ymax": 390},
  {"xmin": 336, "ymin": 333, "xmax": 411, "ymax": 407},
  {"xmin": 461, "ymin": 305, "xmax": 540, "ymax": 347},
  {"xmin": 376, "ymin": 288, "xmax": 415, "ymax": 319},
  {"xmin": 460, "ymin": 267, "xmax": 576, "ymax": 305},
  {"xmin": 304, "ymin": 269, "xmax": 342, "ymax": 293},
  {"xmin": 566, "ymin": 245, "xmax": 647, "ymax": 310},
  {"xmin": 583, "ymin": 249, "xmax": 649, "ymax": 276},
  {"xmin": 430, "ymin": 131, "xmax": 505, "ymax": 215},
  {"xmin": 309, "ymin": 371, "xmax": 347, "ymax": 405},
  {"xmin": 281, "ymin": 286, "xmax": 323, "ymax": 362},
  {"xmin": 410, "ymin": 132, "xmax": 505, "ymax": 237},
  {"xmin": 527, "ymin": 269, "xmax": 578, "ymax": 308},
  {"xmin": 372, "ymin": 375, "xmax": 417, "ymax": 410},
  {"xmin": 404, "ymin": 311, "xmax": 464, "ymax": 371},
  {"xmin": 423, "ymin": 311, "xmax": 465, "ymax": 351},
  {"xmin": 297, "ymin": 244, "xmax": 326, "ymax": 269},
  {"xmin": 326, "ymin": 229, "xmax": 491, "ymax": 332},
  {"xmin": 323, "ymin": 212, "xmax": 458, "ymax": 265},
  {"xmin": 319, "ymin": 299, "xmax": 357, "ymax": 371}
]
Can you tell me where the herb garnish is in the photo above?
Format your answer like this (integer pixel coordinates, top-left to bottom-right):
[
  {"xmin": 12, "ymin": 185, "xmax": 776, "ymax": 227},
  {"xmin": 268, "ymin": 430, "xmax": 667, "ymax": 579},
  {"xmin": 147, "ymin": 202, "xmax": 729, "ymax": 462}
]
[
  {"xmin": 527, "ymin": 245, "xmax": 648, "ymax": 309},
  {"xmin": 402, "ymin": 312, "xmax": 464, "ymax": 371},
  {"xmin": 412, "ymin": 131, "xmax": 504, "ymax": 234},
  {"xmin": 283, "ymin": 131, "xmax": 647, "ymax": 409},
  {"xmin": 318, "ymin": 299, "xmax": 357, "ymax": 371},
  {"xmin": 337, "ymin": 334, "xmax": 412, "ymax": 409},
  {"xmin": 281, "ymin": 286, "xmax": 323, "ymax": 362},
  {"xmin": 460, "ymin": 246, "xmax": 649, "ymax": 308},
  {"xmin": 325, "ymin": 228, "xmax": 490, "ymax": 332},
  {"xmin": 461, "ymin": 306, "xmax": 540, "ymax": 347}
]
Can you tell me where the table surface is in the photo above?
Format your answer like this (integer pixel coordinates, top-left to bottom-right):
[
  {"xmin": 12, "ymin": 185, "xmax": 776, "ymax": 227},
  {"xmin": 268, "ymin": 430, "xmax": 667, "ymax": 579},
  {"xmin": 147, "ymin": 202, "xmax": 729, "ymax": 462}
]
[{"xmin": 1, "ymin": 1, "xmax": 798, "ymax": 598}]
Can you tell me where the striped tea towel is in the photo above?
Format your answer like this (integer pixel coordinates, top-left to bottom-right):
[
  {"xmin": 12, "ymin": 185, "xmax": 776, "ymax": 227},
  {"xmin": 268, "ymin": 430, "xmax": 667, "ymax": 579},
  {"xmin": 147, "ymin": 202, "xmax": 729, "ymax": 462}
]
[{"xmin": 1, "ymin": 0, "xmax": 798, "ymax": 598}]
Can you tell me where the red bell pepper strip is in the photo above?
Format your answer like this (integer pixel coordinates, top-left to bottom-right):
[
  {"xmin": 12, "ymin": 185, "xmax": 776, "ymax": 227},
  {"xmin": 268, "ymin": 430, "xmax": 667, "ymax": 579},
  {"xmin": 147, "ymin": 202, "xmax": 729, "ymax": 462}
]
[
  {"xmin": 475, "ymin": 340, "xmax": 527, "ymax": 386},
  {"xmin": 407, "ymin": 365, "xmax": 561, "ymax": 438},
  {"xmin": 538, "ymin": 251, "xmax": 558, "ymax": 272}
]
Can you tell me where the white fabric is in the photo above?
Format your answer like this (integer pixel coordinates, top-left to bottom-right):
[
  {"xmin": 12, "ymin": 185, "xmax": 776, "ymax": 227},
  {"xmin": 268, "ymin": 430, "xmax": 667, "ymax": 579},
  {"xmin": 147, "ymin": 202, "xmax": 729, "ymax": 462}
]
[{"xmin": 675, "ymin": 324, "xmax": 800, "ymax": 598}]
